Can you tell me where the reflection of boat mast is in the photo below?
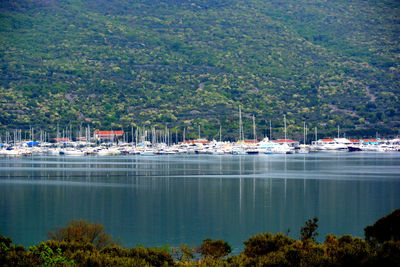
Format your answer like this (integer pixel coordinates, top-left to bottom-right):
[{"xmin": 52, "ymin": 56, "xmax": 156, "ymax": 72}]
[
  {"xmin": 239, "ymin": 156, "xmax": 243, "ymax": 218},
  {"xmin": 284, "ymin": 154, "xmax": 287, "ymax": 205},
  {"xmin": 264, "ymin": 158, "xmax": 272, "ymax": 208},
  {"xmin": 253, "ymin": 156, "xmax": 256, "ymax": 210},
  {"xmin": 303, "ymin": 155, "xmax": 306, "ymax": 196}
]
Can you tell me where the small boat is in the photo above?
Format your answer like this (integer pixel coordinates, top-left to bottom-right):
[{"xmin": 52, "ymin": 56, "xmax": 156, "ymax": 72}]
[
  {"xmin": 62, "ymin": 149, "xmax": 86, "ymax": 156},
  {"xmin": 348, "ymin": 146, "xmax": 362, "ymax": 152},
  {"xmin": 140, "ymin": 149, "xmax": 155, "ymax": 156}
]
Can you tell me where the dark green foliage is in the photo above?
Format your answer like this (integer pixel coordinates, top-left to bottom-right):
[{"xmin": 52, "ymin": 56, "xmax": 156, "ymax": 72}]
[
  {"xmin": 300, "ymin": 217, "xmax": 319, "ymax": 242},
  {"xmin": 324, "ymin": 234, "xmax": 373, "ymax": 266},
  {"xmin": 28, "ymin": 243, "xmax": 74, "ymax": 266},
  {"xmin": 1, "ymin": 209, "xmax": 400, "ymax": 266},
  {"xmin": 128, "ymin": 246, "xmax": 175, "ymax": 266},
  {"xmin": 0, "ymin": 234, "xmax": 27, "ymax": 267},
  {"xmin": 374, "ymin": 240, "xmax": 400, "ymax": 267},
  {"xmin": 243, "ymin": 232, "xmax": 295, "ymax": 258},
  {"xmin": 0, "ymin": 0, "xmax": 399, "ymax": 138},
  {"xmin": 364, "ymin": 209, "xmax": 400, "ymax": 245},
  {"xmin": 47, "ymin": 219, "xmax": 115, "ymax": 249},
  {"xmin": 198, "ymin": 238, "xmax": 232, "ymax": 260},
  {"xmin": 171, "ymin": 244, "xmax": 196, "ymax": 262}
]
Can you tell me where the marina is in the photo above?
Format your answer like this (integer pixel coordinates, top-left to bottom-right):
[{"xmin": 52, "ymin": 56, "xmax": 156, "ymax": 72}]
[{"xmin": 0, "ymin": 138, "xmax": 399, "ymax": 156}]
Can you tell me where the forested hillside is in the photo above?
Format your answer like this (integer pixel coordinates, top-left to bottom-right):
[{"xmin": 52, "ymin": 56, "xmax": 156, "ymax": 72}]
[{"xmin": 1, "ymin": 0, "xmax": 399, "ymax": 139}]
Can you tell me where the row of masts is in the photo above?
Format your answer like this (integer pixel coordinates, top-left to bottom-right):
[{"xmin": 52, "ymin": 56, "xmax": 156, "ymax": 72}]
[{"xmin": 1, "ymin": 108, "xmax": 351, "ymax": 145}]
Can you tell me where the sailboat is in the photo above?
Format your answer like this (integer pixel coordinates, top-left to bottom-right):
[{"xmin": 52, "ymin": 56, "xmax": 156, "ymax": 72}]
[
  {"xmin": 232, "ymin": 106, "xmax": 246, "ymax": 155},
  {"xmin": 298, "ymin": 122, "xmax": 310, "ymax": 154},
  {"xmin": 246, "ymin": 115, "xmax": 259, "ymax": 154}
]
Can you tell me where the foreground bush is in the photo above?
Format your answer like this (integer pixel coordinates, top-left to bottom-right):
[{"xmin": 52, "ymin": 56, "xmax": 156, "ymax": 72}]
[
  {"xmin": 47, "ymin": 219, "xmax": 115, "ymax": 249},
  {"xmin": 1, "ymin": 210, "xmax": 399, "ymax": 266}
]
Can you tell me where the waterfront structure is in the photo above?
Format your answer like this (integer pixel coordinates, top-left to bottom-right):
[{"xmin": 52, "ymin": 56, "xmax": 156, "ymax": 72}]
[{"xmin": 94, "ymin": 130, "xmax": 124, "ymax": 141}]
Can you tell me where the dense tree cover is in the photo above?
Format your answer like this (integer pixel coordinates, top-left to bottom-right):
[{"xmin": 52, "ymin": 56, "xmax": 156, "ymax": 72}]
[
  {"xmin": 0, "ymin": 0, "xmax": 399, "ymax": 140},
  {"xmin": 1, "ymin": 210, "xmax": 400, "ymax": 266},
  {"xmin": 364, "ymin": 209, "xmax": 400, "ymax": 245},
  {"xmin": 46, "ymin": 219, "xmax": 116, "ymax": 250}
]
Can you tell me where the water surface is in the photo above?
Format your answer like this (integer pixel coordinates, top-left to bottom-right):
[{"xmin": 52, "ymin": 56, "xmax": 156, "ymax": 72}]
[{"xmin": 0, "ymin": 153, "xmax": 399, "ymax": 253}]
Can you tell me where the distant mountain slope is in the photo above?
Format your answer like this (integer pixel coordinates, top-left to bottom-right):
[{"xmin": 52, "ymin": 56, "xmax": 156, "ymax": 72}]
[{"xmin": 0, "ymin": 0, "xmax": 399, "ymax": 139}]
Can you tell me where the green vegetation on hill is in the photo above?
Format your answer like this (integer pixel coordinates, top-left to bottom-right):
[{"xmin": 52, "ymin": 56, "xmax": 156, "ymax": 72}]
[
  {"xmin": 0, "ymin": 0, "xmax": 399, "ymax": 140},
  {"xmin": 1, "ymin": 209, "xmax": 399, "ymax": 266}
]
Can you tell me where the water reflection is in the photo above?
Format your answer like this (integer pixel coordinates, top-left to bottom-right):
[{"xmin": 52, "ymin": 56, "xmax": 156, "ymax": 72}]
[{"xmin": 0, "ymin": 153, "xmax": 399, "ymax": 253}]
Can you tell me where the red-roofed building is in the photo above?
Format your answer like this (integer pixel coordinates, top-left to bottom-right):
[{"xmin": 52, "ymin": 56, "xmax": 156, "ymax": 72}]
[
  {"xmin": 94, "ymin": 130, "xmax": 124, "ymax": 140},
  {"xmin": 242, "ymin": 140, "xmax": 258, "ymax": 144},
  {"xmin": 181, "ymin": 139, "xmax": 210, "ymax": 145}
]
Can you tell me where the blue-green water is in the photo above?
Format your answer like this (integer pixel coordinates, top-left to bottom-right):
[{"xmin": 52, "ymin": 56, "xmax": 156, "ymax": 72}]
[{"xmin": 0, "ymin": 153, "xmax": 399, "ymax": 253}]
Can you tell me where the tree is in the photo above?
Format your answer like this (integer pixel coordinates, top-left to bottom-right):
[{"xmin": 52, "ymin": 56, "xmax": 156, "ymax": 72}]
[
  {"xmin": 300, "ymin": 217, "xmax": 319, "ymax": 242},
  {"xmin": 47, "ymin": 219, "xmax": 115, "ymax": 249},
  {"xmin": 243, "ymin": 233, "xmax": 295, "ymax": 258},
  {"xmin": 364, "ymin": 209, "xmax": 400, "ymax": 245},
  {"xmin": 198, "ymin": 238, "xmax": 232, "ymax": 260},
  {"xmin": 171, "ymin": 244, "xmax": 196, "ymax": 262}
]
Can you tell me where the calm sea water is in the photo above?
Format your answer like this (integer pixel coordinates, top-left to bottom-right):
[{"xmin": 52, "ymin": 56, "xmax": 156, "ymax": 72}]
[{"xmin": 0, "ymin": 153, "xmax": 399, "ymax": 253}]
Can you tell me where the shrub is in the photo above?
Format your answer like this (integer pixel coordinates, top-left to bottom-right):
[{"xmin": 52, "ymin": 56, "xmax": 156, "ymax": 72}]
[
  {"xmin": 300, "ymin": 217, "xmax": 319, "ymax": 242},
  {"xmin": 243, "ymin": 233, "xmax": 295, "ymax": 258},
  {"xmin": 47, "ymin": 219, "xmax": 115, "ymax": 249},
  {"xmin": 129, "ymin": 246, "xmax": 175, "ymax": 266},
  {"xmin": 198, "ymin": 238, "xmax": 232, "ymax": 260},
  {"xmin": 0, "ymin": 235, "xmax": 28, "ymax": 267},
  {"xmin": 364, "ymin": 209, "xmax": 400, "ymax": 245}
]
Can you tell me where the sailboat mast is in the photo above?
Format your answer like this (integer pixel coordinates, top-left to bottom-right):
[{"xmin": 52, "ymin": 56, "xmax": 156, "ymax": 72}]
[
  {"xmin": 315, "ymin": 127, "xmax": 318, "ymax": 141},
  {"xmin": 253, "ymin": 115, "xmax": 256, "ymax": 143},
  {"xmin": 239, "ymin": 106, "xmax": 243, "ymax": 142},
  {"xmin": 284, "ymin": 115, "xmax": 287, "ymax": 140},
  {"xmin": 269, "ymin": 120, "xmax": 272, "ymax": 140},
  {"xmin": 198, "ymin": 124, "xmax": 200, "ymax": 140},
  {"xmin": 219, "ymin": 124, "xmax": 222, "ymax": 142}
]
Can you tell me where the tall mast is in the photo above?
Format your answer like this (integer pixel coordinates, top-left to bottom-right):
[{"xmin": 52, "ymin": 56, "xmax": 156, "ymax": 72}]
[
  {"xmin": 304, "ymin": 121, "xmax": 306, "ymax": 145},
  {"xmin": 305, "ymin": 124, "xmax": 308, "ymax": 145},
  {"xmin": 284, "ymin": 115, "xmax": 287, "ymax": 140},
  {"xmin": 131, "ymin": 125, "xmax": 133, "ymax": 146},
  {"xmin": 315, "ymin": 127, "xmax": 318, "ymax": 141},
  {"xmin": 253, "ymin": 115, "xmax": 256, "ymax": 143},
  {"xmin": 269, "ymin": 120, "xmax": 272, "ymax": 140},
  {"xmin": 198, "ymin": 124, "xmax": 200, "ymax": 140},
  {"xmin": 135, "ymin": 128, "xmax": 138, "ymax": 147},
  {"xmin": 239, "ymin": 106, "xmax": 243, "ymax": 142},
  {"xmin": 219, "ymin": 124, "xmax": 222, "ymax": 142}
]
